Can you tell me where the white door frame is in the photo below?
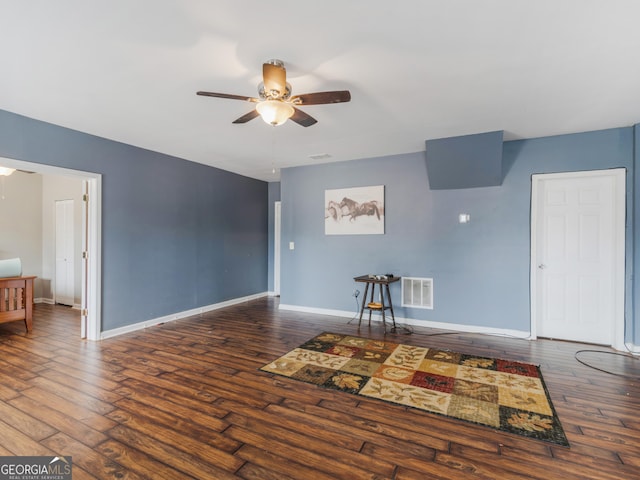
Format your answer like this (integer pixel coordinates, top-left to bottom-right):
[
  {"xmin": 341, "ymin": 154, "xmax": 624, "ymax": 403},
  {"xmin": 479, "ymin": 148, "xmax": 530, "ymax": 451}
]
[
  {"xmin": 84, "ymin": 174, "xmax": 101, "ymax": 341},
  {"xmin": 1, "ymin": 157, "xmax": 102, "ymax": 341},
  {"xmin": 274, "ymin": 201, "xmax": 281, "ymax": 296},
  {"xmin": 530, "ymin": 168, "xmax": 626, "ymax": 350}
]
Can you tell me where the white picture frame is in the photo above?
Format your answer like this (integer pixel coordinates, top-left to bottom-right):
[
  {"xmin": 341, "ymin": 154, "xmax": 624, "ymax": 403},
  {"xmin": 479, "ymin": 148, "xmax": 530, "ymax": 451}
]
[{"xmin": 325, "ymin": 185, "xmax": 385, "ymax": 235}]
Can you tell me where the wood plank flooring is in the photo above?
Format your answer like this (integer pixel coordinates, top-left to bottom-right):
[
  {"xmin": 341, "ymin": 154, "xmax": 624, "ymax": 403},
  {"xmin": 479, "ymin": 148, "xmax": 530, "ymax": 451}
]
[{"xmin": 0, "ymin": 298, "xmax": 638, "ymax": 479}]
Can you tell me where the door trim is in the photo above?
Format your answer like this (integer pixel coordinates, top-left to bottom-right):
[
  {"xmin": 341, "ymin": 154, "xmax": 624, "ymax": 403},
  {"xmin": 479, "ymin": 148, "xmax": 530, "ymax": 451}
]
[
  {"xmin": 530, "ymin": 168, "xmax": 626, "ymax": 350},
  {"xmin": 274, "ymin": 201, "xmax": 281, "ymax": 296}
]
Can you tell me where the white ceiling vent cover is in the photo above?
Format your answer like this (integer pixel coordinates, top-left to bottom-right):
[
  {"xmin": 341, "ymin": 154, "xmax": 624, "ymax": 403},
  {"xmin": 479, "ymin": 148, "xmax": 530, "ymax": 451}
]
[
  {"xmin": 309, "ymin": 153, "xmax": 332, "ymax": 160},
  {"xmin": 401, "ymin": 277, "xmax": 433, "ymax": 309}
]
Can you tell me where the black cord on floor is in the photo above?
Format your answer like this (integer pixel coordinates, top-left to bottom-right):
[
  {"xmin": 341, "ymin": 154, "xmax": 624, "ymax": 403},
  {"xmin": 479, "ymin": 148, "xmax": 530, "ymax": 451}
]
[
  {"xmin": 574, "ymin": 349, "xmax": 640, "ymax": 380},
  {"xmin": 392, "ymin": 323, "xmax": 530, "ymax": 340},
  {"xmin": 347, "ymin": 308, "xmax": 640, "ymax": 379},
  {"xmin": 346, "ymin": 295, "xmax": 360, "ymax": 324}
]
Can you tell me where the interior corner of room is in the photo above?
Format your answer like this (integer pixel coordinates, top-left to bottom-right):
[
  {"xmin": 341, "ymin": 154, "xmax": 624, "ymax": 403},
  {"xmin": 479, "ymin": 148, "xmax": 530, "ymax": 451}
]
[
  {"xmin": 3, "ymin": 3, "xmax": 640, "ymax": 476},
  {"xmin": 1, "ymin": 1, "xmax": 640, "ymax": 353},
  {"xmin": 2, "ymin": 122, "xmax": 639, "ymax": 352}
]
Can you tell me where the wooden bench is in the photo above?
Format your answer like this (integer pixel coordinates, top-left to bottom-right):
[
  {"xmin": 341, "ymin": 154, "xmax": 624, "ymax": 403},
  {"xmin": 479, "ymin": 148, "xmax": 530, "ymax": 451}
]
[{"xmin": 0, "ymin": 276, "xmax": 36, "ymax": 333}]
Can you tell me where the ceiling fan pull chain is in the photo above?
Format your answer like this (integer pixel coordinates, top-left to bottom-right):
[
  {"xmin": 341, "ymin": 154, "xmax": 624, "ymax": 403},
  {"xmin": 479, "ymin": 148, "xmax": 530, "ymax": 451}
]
[{"xmin": 271, "ymin": 126, "xmax": 276, "ymax": 174}]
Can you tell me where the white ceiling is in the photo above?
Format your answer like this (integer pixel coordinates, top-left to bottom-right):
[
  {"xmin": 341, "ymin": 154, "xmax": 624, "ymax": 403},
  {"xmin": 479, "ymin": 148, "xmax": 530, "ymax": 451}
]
[{"xmin": 1, "ymin": 1, "xmax": 639, "ymax": 182}]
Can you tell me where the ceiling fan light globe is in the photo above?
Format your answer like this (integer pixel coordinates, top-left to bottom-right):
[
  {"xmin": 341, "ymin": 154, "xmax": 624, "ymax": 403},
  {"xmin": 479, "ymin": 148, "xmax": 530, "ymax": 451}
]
[{"xmin": 256, "ymin": 100, "xmax": 294, "ymax": 126}]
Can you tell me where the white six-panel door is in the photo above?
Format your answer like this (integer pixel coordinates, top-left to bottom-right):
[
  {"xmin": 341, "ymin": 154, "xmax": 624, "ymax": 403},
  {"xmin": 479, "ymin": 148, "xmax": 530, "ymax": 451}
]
[{"xmin": 531, "ymin": 169, "xmax": 625, "ymax": 347}]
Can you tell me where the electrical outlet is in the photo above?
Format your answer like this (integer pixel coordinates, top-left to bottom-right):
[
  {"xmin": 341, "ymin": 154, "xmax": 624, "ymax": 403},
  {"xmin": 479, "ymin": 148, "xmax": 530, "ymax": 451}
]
[{"xmin": 352, "ymin": 289, "xmax": 360, "ymax": 298}]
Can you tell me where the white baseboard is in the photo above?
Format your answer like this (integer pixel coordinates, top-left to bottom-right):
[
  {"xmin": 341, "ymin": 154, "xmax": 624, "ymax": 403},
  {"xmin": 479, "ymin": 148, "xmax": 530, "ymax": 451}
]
[
  {"xmin": 278, "ymin": 303, "xmax": 531, "ymax": 339},
  {"xmin": 34, "ymin": 298, "xmax": 81, "ymax": 310},
  {"xmin": 278, "ymin": 303, "xmax": 354, "ymax": 319},
  {"xmin": 624, "ymin": 343, "xmax": 640, "ymax": 355},
  {"xmin": 101, "ymin": 292, "xmax": 269, "ymax": 340}
]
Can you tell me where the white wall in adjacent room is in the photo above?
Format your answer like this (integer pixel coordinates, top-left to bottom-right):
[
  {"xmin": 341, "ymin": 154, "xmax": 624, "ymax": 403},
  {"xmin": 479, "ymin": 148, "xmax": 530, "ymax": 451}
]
[{"xmin": 0, "ymin": 171, "xmax": 43, "ymax": 297}]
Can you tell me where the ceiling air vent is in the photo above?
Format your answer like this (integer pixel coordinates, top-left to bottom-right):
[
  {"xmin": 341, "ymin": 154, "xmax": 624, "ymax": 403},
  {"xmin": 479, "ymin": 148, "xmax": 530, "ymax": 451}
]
[
  {"xmin": 401, "ymin": 277, "xmax": 433, "ymax": 309},
  {"xmin": 309, "ymin": 153, "xmax": 332, "ymax": 160}
]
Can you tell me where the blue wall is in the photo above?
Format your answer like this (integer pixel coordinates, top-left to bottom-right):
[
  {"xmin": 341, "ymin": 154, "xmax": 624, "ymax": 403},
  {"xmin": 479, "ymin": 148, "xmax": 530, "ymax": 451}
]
[
  {"xmin": 0, "ymin": 109, "xmax": 268, "ymax": 331},
  {"xmin": 3, "ymin": 106, "xmax": 637, "ymax": 342},
  {"xmin": 426, "ymin": 130, "xmax": 504, "ymax": 189},
  {"xmin": 280, "ymin": 127, "xmax": 635, "ymax": 337},
  {"xmin": 635, "ymin": 125, "xmax": 640, "ymax": 345}
]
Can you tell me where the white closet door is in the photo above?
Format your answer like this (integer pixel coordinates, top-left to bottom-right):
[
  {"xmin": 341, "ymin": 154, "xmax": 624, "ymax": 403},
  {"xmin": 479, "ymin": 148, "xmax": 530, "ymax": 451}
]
[
  {"xmin": 55, "ymin": 199, "xmax": 74, "ymax": 306},
  {"xmin": 532, "ymin": 169, "xmax": 625, "ymax": 345}
]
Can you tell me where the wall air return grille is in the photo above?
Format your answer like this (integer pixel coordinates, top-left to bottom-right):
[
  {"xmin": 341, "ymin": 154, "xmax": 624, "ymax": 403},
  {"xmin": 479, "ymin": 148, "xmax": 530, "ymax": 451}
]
[{"xmin": 401, "ymin": 277, "xmax": 433, "ymax": 309}]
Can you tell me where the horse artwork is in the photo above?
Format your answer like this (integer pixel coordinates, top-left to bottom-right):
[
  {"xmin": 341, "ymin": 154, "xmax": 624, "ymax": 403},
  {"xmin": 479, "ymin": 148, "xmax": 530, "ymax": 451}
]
[{"xmin": 325, "ymin": 185, "xmax": 385, "ymax": 235}]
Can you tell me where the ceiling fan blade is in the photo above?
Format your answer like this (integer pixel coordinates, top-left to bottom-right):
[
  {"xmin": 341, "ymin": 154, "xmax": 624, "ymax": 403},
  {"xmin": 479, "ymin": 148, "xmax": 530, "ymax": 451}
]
[
  {"xmin": 290, "ymin": 107, "xmax": 317, "ymax": 127},
  {"xmin": 290, "ymin": 90, "xmax": 351, "ymax": 105},
  {"xmin": 263, "ymin": 61, "xmax": 287, "ymax": 96},
  {"xmin": 197, "ymin": 91, "xmax": 259, "ymax": 103},
  {"xmin": 232, "ymin": 110, "xmax": 260, "ymax": 124}
]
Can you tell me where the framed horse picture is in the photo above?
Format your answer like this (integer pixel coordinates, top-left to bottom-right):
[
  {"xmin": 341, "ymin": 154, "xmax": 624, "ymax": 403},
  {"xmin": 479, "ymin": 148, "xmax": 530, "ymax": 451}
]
[{"xmin": 325, "ymin": 185, "xmax": 385, "ymax": 235}]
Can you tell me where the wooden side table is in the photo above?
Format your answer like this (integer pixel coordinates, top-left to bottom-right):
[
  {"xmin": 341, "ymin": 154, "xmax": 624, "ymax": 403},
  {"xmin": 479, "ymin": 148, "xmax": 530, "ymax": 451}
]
[
  {"xmin": 353, "ymin": 275, "xmax": 400, "ymax": 332},
  {"xmin": 0, "ymin": 276, "xmax": 36, "ymax": 333}
]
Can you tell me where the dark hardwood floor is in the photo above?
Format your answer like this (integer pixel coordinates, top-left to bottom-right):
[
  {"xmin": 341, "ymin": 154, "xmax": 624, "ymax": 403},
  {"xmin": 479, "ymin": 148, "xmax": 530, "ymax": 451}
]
[{"xmin": 0, "ymin": 298, "xmax": 638, "ymax": 479}]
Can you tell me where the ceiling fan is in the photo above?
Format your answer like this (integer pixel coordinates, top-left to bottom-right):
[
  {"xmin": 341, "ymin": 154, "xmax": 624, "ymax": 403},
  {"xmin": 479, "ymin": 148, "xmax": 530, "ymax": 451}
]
[{"xmin": 197, "ymin": 59, "xmax": 351, "ymax": 127}]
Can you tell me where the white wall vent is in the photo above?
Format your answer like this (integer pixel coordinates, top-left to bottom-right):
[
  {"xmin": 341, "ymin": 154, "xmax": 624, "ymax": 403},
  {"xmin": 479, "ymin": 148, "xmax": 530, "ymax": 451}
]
[{"xmin": 401, "ymin": 277, "xmax": 433, "ymax": 309}]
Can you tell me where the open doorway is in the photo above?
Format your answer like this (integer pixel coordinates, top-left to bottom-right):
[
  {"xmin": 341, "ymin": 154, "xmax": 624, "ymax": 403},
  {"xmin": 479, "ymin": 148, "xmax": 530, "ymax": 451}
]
[{"xmin": 0, "ymin": 157, "xmax": 101, "ymax": 340}]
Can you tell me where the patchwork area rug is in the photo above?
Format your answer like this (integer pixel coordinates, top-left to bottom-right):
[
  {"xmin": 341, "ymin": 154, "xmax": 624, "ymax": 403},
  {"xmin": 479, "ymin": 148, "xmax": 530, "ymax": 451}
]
[{"xmin": 260, "ymin": 332, "xmax": 569, "ymax": 446}]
